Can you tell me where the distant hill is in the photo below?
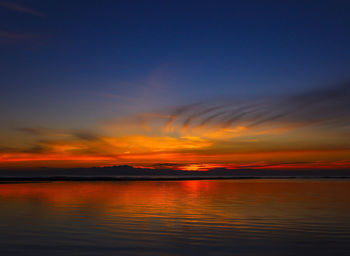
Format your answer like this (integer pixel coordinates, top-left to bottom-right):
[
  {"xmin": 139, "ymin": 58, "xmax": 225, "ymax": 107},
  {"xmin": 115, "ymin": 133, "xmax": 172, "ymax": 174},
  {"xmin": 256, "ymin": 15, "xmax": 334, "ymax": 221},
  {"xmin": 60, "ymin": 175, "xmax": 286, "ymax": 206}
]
[{"xmin": 1, "ymin": 165, "xmax": 350, "ymax": 180}]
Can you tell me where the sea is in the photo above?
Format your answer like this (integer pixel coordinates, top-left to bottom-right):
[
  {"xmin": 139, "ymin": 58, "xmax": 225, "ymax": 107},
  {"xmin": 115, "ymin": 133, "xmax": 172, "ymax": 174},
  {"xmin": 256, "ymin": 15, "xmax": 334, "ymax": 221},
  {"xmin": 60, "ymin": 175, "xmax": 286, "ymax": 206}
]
[{"xmin": 0, "ymin": 179, "xmax": 349, "ymax": 255}]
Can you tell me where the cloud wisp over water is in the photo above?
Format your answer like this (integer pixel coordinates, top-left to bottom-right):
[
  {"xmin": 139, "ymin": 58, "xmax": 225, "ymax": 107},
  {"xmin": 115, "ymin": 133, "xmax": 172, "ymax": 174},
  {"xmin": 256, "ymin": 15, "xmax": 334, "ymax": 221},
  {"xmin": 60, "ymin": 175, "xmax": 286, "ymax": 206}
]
[{"xmin": 147, "ymin": 84, "xmax": 350, "ymax": 135}]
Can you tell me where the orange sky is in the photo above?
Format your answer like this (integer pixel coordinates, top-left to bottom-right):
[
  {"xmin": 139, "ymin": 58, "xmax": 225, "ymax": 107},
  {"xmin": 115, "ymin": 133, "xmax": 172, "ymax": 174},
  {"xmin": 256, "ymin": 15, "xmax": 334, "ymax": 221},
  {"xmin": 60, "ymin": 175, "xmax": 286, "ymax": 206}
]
[
  {"xmin": 1, "ymin": 111, "xmax": 350, "ymax": 170},
  {"xmin": 1, "ymin": 1, "xmax": 350, "ymax": 172}
]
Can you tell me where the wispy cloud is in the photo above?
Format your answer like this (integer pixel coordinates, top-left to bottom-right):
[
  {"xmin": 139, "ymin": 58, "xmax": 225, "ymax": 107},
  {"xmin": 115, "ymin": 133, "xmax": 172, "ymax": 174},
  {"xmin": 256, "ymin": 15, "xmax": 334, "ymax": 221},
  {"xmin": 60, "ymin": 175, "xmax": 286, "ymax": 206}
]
[
  {"xmin": 15, "ymin": 127, "xmax": 68, "ymax": 137},
  {"xmin": 0, "ymin": 1, "xmax": 44, "ymax": 17},
  {"xmin": 0, "ymin": 30, "xmax": 36, "ymax": 42},
  {"xmin": 118, "ymin": 83, "xmax": 350, "ymax": 136}
]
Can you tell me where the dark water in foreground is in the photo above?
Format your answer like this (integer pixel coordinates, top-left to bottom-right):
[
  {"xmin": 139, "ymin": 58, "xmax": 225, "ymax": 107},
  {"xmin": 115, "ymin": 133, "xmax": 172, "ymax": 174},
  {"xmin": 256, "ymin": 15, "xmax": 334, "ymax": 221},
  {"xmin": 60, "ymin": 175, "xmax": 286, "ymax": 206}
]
[{"xmin": 0, "ymin": 180, "xmax": 349, "ymax": 255}]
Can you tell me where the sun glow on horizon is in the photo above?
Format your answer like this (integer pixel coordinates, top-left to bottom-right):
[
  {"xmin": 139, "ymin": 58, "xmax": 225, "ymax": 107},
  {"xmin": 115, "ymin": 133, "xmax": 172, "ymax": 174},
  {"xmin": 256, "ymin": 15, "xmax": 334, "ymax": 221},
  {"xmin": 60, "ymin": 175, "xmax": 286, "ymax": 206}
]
[{"xmin": 1, "ymin": 85, "xmax": 350, "ymax": 170}]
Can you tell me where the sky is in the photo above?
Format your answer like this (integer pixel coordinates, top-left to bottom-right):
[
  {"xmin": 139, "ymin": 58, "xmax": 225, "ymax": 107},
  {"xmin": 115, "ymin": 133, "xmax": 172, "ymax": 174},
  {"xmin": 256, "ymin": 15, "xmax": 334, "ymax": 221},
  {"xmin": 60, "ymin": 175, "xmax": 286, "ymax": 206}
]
[{"xmin": 1, "ymin": 0, "xmax": 350, "ymax": 170}]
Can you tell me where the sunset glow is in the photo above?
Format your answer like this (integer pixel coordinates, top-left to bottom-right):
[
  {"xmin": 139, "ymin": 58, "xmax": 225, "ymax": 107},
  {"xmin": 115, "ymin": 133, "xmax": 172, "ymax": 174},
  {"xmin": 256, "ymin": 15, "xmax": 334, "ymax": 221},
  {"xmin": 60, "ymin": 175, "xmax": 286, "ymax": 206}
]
[
  {"xmin": 1, "ymin": 0, "xmax": 349, "ymax": 172},
  {"xmin": 2, "ymin": 2, "xmax": 350, "ymax": 256}
]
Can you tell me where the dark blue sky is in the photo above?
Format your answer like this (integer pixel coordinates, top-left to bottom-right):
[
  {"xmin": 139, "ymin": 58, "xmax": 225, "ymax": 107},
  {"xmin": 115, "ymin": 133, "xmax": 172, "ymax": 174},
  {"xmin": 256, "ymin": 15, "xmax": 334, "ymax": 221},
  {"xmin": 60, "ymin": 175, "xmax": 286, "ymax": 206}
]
[{"xmin": 1, "ymin": 0, "xmax": 350, "ymax": 129}]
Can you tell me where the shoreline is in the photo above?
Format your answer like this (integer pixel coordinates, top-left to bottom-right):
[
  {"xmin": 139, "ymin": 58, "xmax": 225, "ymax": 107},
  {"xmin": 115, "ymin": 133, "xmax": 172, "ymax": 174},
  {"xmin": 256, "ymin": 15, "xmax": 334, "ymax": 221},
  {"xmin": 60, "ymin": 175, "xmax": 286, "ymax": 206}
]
[{"xmin": 1, "ymin": 176, "xmax": 350, "ymax": 182}]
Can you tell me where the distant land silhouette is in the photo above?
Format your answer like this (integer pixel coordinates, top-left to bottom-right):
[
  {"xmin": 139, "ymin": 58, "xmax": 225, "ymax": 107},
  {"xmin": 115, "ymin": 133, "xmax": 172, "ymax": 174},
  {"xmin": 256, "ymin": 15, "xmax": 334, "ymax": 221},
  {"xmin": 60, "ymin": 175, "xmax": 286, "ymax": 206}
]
[{"xmin": 1, "ymin": 165, "xmax": 350, "ymax": 181}]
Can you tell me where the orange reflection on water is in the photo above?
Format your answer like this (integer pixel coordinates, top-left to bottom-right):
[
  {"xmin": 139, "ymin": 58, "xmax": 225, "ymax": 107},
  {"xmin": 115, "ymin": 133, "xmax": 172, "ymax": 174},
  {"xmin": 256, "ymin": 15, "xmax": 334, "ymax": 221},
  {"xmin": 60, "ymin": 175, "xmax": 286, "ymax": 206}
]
[
  {"xmin": 0, "ymin": 179, "xmax": 350, "ymax": 242},
  {"xmin": 0, "ymin": 180, "xmax": 350, "ymax": 219}
]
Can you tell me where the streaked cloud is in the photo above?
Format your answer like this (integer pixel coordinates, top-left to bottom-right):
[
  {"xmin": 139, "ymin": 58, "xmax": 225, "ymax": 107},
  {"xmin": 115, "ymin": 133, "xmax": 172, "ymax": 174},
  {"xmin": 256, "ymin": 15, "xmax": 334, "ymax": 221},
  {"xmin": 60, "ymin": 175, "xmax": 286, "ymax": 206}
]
[
  {"xmin": 0, "ymin": 1, "xmax": 44, "ymax": 17},
  {"xmin": 0, "ymin": 30, "xmax": 37, "ymax": 42},
  {"xmin": 161, "ymin": 83, "xmax": 350, "ymax": 133},
  {"xmin": 106, "ymin": 83, "xmax": 350, "ymax": 140}
]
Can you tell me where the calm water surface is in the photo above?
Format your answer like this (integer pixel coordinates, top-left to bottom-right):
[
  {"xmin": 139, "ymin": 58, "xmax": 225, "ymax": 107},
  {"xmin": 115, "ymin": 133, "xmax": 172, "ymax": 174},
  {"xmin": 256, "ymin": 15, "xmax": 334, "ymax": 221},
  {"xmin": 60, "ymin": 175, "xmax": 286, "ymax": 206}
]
[{"xmin": 0, "ymin": 179, "xmax": 349, "ymax": 255}]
